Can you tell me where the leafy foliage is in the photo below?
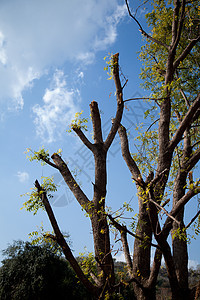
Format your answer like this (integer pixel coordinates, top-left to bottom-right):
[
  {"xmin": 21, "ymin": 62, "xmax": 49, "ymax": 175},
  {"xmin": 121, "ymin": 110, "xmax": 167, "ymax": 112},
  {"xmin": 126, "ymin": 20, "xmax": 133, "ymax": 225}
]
[
  {"xmin": 0, "ymin": 241, "xmax": 91, "ymax": 300},
  {"xmin": 21, "ymin": 176, "xmax": 57, "ymax": 215},
  {"xmin": 77, "ymin": 251, "xmax": 97, "ymax": 279},
  {"xmin": 67, "ymin": 110, "xmax": 89, "ymax": 132},
  {"xmin": 25, "ymin": 147, "xmax": 50, "ymax": 165}
]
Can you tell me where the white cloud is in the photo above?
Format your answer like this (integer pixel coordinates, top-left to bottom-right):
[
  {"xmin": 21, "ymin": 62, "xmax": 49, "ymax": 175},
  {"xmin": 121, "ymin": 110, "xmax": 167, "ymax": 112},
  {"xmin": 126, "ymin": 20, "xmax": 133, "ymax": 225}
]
[
  {"xmin": 17, "ymin": 171, "xmax": 29, "ymax": 183},
  {"xmin": 33, "ymin": 70, "xmax": 79, "ymax": 142},
  {"xmin": 0, "ymin": 31, "xmax": 7, "ymax": 65},
  {"xmin": 0, "ymin": 0, "xmax": 126, "ymax": 110},
  {"xmin": 94, "ymin": 4, "xmax": 127, "ymax": 50}
]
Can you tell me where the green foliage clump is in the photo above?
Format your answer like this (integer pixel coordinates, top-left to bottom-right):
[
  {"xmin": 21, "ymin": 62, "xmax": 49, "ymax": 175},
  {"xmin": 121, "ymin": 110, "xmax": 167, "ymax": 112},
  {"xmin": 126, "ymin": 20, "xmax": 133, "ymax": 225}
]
[
  {"xmin": 25, "ymin": 147, "xmax": 50, "ymax": 165},
  {"xmin": 68, "ymin": 110, "xmax": 88, "ymax": 132},
  {"xmin": 21, "ymin": 176, "xmax": 57, "ymax": 215},
  {"xmin": 104, "ymin": 53, "xmax": 119, "ymax": 80},
  {"xmin": 77, "ymin": 251, "xmax": 97, "ymax": 280},
  {"xmin": 0, "ymin": 241, "xmax": 91, "ymax": 300}
]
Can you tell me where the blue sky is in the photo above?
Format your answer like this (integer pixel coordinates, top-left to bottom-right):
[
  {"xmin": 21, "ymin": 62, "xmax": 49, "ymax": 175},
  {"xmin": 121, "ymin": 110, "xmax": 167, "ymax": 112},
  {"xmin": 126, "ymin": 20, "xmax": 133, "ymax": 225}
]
[{"xmin": 0, "ymin": 0, "xmax": 199, "ymax": 268}]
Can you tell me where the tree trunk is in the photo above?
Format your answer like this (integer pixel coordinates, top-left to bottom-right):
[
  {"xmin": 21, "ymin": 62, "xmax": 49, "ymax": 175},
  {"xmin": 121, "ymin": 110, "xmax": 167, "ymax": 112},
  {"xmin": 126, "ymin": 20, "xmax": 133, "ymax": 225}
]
[
  {"xmin": 132, "ymin": 191, "xmax": 154, "ymax": 299},
  {"xmin": 172, "ymin": 128, "xmax": 191, "ymax": 299},
  {"xmin": 172, "ymin": 177, "xmax": 189, "ymax": 299},
  {"xmin": 92, "ymin": 145, "xmax": 115, "ymax": 289},
  {"xmin": 91, "ymin": 213, "xmax": 115, "ymax": 287}
]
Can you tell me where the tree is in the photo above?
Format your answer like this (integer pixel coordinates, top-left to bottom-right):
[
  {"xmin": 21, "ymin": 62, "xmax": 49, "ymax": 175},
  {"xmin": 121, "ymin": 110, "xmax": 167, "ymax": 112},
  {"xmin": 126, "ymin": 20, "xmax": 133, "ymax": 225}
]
[
  {"xmin": 23, "ymin": 1, "xmax": 200, "ymax": 299},
  {"xmin": 24, "ymin": 53, "xmax": 124, "ymax": 299},
  {"xmin": 0, "ymin": 241, "xmax": 91, "ymax": 300},
  {"xmin": 119, "ymin": 0, "xmax": 200, "ymax": 299}
]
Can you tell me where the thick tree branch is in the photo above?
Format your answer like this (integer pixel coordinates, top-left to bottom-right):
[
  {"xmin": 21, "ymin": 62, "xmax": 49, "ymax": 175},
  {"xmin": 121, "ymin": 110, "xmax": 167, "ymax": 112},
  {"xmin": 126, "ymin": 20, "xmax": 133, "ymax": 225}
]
[
  {"xmin": 72, "ymin": 127, "xmax": 94, "ymax": 152},
  {"xmin": 147, "ymin": 188, "xmax": 180, "ymax": 298},
  {"xmin": 90, "ymin": 101, "xmax": 103, "ymax": 144},
  {"xmin": 171, "ymin": 0, "xmax": 186, "ymax": 52},
  {"xmin": 125, "ymin": 0, "xmax": 169, "ymax": 49},
  {"xmin": 39, "ymin": 156, "xmax": 60, "ymax": 170},
  {"xmin": 184, "ymin": 147, "xmax": 200, "ymax": 171},
  {"xmin": 146, "ymin": 248, "xmax": 162, "ymax": 289},
  {"xmin": 171, "ymin": 0, "xmax": 181, "ymax": 47},
  {"xmin": 35, "ymin": 180, "xmax": 98, "ymax": 296},
  {"xmin": 168, "ymin": 93, "xmax": 200, "ymax": 152},
  {"xmin": 51, "ymin": 153, "xmax": 91, "ymax": 213},
  {"xmin": 173, "ymin": 36, "xmax": 200, "ymax": 70},
  {"xmin": 149, "ymin": 168, "xmax": 168, "ymax": 188},
  {"xmin": 161, "ymin": 184, "xmax": 200, "ymax": 240},
  {"xmin": 118, "ymin": 124, "xmax": 142, "ymax": 183},
  {"xmin": 104, "ymin": 54, "xmax": 124, "ymax": 151},
  {"xmin": 171, "ymin": 185, "xmax": 200, "ymax": 219}
]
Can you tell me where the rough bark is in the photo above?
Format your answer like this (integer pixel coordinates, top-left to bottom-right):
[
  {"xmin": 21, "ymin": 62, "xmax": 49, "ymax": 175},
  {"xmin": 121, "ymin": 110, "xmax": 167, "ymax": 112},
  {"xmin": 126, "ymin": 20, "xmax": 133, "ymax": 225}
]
[{"xmin": 171, "ymin": 128, "xmax": 191, "ymax": 298}]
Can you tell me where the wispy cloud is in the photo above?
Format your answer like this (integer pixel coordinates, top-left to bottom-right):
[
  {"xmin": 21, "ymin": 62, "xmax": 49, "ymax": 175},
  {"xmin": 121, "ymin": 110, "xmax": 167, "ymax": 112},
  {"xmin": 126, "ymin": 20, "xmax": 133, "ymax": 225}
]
[
  {"xmin": 33, "ymin": 70, "xmax": 79, "ymax": 143},
  {"xmin": 17, "ymin": 171, "xmax": 29, "ymax": 183},
  {"xmin": 0, "ymin": 0, "xmax": 126, "ymax": 110},
  {"xmin": 94, "ymin": 4, "xmax": 127, "ymax": 50}
]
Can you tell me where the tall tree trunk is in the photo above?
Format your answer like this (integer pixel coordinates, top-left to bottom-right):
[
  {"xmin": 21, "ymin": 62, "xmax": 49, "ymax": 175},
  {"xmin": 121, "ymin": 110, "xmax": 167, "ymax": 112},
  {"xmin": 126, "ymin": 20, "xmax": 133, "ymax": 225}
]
[
  {"xmin": 172, "ymin": 128, "xmax": 191, "ymax": 298},
  {"xmin": 132, "ymin": 193, "xmax": 153, "ymax": 300},
  {"xmin": 172, "ymin": 173, "xmax": 189, "ymax": 299}
]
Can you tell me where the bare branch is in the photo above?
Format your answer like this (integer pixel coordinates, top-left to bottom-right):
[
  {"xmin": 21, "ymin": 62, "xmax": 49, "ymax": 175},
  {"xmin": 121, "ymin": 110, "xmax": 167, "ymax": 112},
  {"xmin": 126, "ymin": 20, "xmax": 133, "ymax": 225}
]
[
  {"xmin": 118, "ymin": 124, "xmax": 143, "ymax": 184},
  {"xmin": 90, "ymin": 101, "xmax": 103, "ymax": 144},
  {"xmin": 171, "ymin": 0, "xmax": 181, "ymax": 47},
  {"xmin": 124, "ymin": 97, "xmax": 165, "ymax": 103},
  {"xmin": 171, "ymin": 0, "xmax": 186, "ymax": 52},
  {"xmin": 146, "ymin": 118, "xmax": 160, "ymax": 132},
  {"xmin": 104, "ymin": 54, "xmax": 124, "ymax": 151},
  {"xmin": 161, "ymin": 183, "xmax": 200, "ymax": 239},
  {"xmin": 107, "ymin": 214, "xmax": 160, "ymax": 249},
  {"xmin": 72, "ymin": 127, "xmax": 94, "ymax": 152},
  {"xmin": 149, "ymin": 198, "xmax": 181, "ymax": 226},
  {"xmin": 172, "ymin": 185, "xmax": 200, "ymax": 217},
  {"xmin": 180, "ymin": 88, "xmax": 190, "ymax": 108},
  {"xmin": 51, "ymin": 153, "xmax": 91, "ymax": 212},
  {"xmin": 185, "ymin": 210, "xmax": 200, "ymax": 229},
  {"xmin": 121, "ymin": 229, "xmax": 133, "ymax": 278},
  {"xmin": 125, "ymin": 0, "xmax": 169, "ymax": 49},
  {"xmin": 39, "ymin": 156, "xmax": 60, "ymax": 170},
  {"xmin": 146, "ymin": 248, "xmax": 162, "ymax": 289}
]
